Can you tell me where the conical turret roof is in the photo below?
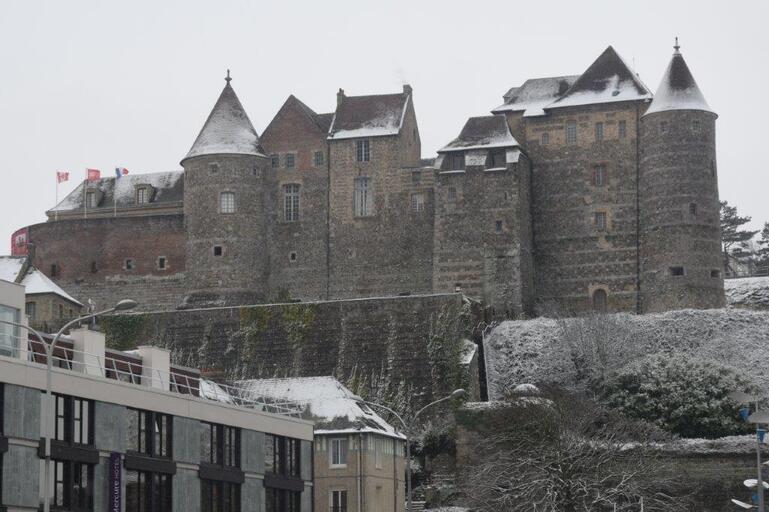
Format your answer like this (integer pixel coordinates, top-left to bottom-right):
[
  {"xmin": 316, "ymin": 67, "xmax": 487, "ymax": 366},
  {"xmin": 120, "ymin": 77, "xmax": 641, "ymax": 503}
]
[
  {"xmin": 182, "ymin": 74, "xmax": 262, "ymax": 163},
  {"xmin": 644, "ymin": 44, "xmax": 714, "ymax": 116}
]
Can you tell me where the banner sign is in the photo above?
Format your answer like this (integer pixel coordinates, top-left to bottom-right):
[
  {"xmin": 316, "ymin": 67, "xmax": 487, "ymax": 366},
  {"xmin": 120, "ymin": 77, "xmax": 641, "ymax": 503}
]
[{"xmin": 109, "ymin": 452, "xmax": 121, "ymax": 512}]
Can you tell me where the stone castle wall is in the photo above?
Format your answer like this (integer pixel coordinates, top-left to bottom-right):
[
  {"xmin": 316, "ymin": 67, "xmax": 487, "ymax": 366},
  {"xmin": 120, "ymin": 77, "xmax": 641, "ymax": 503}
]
[{"xmin": 100, "ymin": 293, "xmax": 478, "ymax": 410}]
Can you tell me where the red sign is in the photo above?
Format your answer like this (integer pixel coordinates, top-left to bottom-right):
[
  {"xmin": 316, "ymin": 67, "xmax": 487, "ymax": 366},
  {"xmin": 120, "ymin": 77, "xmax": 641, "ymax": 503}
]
[{"xmin": 10, "ymin": 227, "xmax": 28, "ymax": 256}]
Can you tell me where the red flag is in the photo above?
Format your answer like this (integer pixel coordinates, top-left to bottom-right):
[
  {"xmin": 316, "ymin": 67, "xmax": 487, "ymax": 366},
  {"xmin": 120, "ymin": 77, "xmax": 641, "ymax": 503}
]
[
  {"xmin": 86, "ymin": 168, "xmax": 101, "ymax": 182},
  {"xmin": 56, "ymin": 171, "xmax": 69, "ymax": 183}
]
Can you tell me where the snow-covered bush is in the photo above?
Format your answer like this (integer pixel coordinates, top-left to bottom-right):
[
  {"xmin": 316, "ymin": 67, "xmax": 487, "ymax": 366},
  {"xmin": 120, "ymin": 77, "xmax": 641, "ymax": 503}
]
[{"xmin": 603, "ymin": 354, "xmax": 752, "ymax": 438}]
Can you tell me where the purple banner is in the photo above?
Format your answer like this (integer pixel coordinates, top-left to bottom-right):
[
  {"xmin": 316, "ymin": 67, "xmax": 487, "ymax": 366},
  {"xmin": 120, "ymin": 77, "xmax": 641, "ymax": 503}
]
[{"xmin": 109, "ymin": 452, "xmax": 121, "ymax": 512}]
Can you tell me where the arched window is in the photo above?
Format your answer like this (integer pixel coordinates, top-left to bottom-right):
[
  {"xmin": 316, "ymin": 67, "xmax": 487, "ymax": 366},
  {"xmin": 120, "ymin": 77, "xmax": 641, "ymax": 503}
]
[
  {"xmin": 592, "ymin": 289, "xmax": 607, "ymax": 312},
  {"xmin": 219, "ymin": 192, "xmax": 235, "ymax": 214}
]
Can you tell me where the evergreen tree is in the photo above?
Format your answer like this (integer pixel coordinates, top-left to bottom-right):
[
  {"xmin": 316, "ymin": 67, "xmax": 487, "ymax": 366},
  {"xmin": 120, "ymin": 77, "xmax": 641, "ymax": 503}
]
[
  {"xmin": 720, "ymin": 201, "xmax": 759, "ymax": 274},
  {"xmin": 757, "ymin": 222, "xmax": 769, "ymax": 274}
]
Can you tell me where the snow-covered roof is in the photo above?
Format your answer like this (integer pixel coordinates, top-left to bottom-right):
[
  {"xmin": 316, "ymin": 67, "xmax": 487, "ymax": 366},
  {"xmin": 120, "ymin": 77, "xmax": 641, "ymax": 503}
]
[
  {"xmin": 0, "ymin": 256, "xmax": 82, "ymax": 306},
  {"xmin": 547, "ymin": 46, "xmax": 651, "ymax": 109},
  {"xmin": 328, "ymin": 91, "xmax": 409, "ymax": 140},
  {"xmin": 644, "ymin": 49, "xmax": 713, "ymax": 116},
  {"xmin": 237, "ymin": 376, "xmax": 405, "ymax": 439},
  {"xmin": 49, "ymin": 171, "xmax": 183, "ymax": 212},
  {"xmin": 438, "ymin": 115, "xmax": 519, "ymax": 153},
  {"xmin": 491, "ymin": 46, "xmax": 651, "ymax": 116},
  {"xmin": 182, "ymin": 81, "xmax": 263, "ymax": 163},
  {"xmin": 492, "ymin": 76, "xmax": 579, "ymax": 116}
]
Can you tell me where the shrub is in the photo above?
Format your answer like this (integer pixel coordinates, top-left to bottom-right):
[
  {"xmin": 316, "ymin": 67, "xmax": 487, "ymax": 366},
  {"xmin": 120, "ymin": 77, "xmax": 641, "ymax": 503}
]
[{"xmin": 604, "ymin": 354, "xmax": 752, "ymax": 438}]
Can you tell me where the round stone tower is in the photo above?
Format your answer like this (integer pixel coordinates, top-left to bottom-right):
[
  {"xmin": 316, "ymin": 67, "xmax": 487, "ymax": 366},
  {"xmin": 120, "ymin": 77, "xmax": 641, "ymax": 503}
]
[
  {"xmin": 181, "ymin": 72, "xmax": 270, "ymax": 306},
  {"xmin": 639, "ymin": 41, "xmax": 724, "ymax": 313}
]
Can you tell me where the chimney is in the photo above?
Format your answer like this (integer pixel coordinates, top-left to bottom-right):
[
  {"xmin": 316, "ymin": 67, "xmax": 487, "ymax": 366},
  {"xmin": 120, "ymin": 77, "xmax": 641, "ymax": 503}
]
[
  {"xmin": 69, "ymin": 327, "xmax": 106, "ymax": 377},
  {"xmin": 337, "ymin": 88, "xmax": 345, "ymax": 106},
  {"xmin": 137, "ymin": 345, "xmax": 171, "ymax": 390},
  {"xmin": 403, "ymin": 83, "xmax": 412, "ymax": 96}
]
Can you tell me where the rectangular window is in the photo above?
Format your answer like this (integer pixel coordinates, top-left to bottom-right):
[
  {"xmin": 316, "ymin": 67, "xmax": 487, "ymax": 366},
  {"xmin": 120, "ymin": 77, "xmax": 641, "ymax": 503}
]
[
  {"xmin": 220, "ymin": 192, "xmax": 236, "ymax": 214},
  {"xmin": 331, "ymin": 490, "xmax": 348, "ymax": 512},
  {"xmin": 127, "ymin": 409, "xmax": 172, "ymax": 458},
  {"xmin": 711, "ymin": 269, "xmax": 721, "ymax": 278},
  {"xmin": 669, "ymin": 266, "xmax": 685, "ymax": 276},
  {"xmin": 314, "ymin": 150, "xmax": 325, "ymax": 167},
  {"xmin": 594, "ymin": 212, "xmax": 607, "ymax": 232},
  {"xmin": 354, "ymin": 177, "xmax": 371, "ymax": 217},
  {"xmin": 157, "ymin": 257, "xmax": 166, "ymax": 270},
  {"xmin": 202, "ymin": 479, "xmax": 240, "ymax": 512},
  {"xmin": 448, "ymin": 187, "xmax": 457, "ymax": 200},
  {"xmin": 271, "ymin": 154, "xmax": 280, "ymax": 169},
  {"xmin": 125, "ymin": 470, "xmax": 172, "ymax": 512},
  {"xmin": 565, "ymin": 121, "xmax": 577, "ymax": 145},
  {"xmin": 495, "ymin": 220, "xmax": 503, "ymax": 233},
  {"xmin": 689, "ymin": 202, "xmax": 697, "ymax": 216},
  {"xmin": 411, "ymin": 193, "xmax": 425, "ymax": 212},
  {"xmin": 411, "ymin": 170, "xmax": 421, "ymax": 184},
  {"xmin": 355, "ymin": 139, "xmax": 370, "ymax": 162},
  {"xmin": 283, "ymin": 184, "xmax": 300, "ymax": 222},
  {"xmin": 265, "ymin": 488, "xmax": 301, "ymax": 512},
  {"xmin": 451, "ymin": 153, "xmax": 465, "ymax": 171},
  {"xmin": 124, "ymin": 259, "xmax": 134, "ymax": 271},
  {"xmin": 42, "ymin": 460, "xmax": 94, "ymax": 511},
  {"xmin": 593, "ymin": 165, "xmax": 606, "ymax": 187},
  {"xmin": 265, "ymin": 434, "xmax": 301, "ymax": 477},
  {"xmin": 374, "ymin": 438, "xmax": 383, "ymax": 469},
  {"xmin": 136, "ymin": 188, "xmax": 147, "ymax": 204},
  {"xmin": 541, "ymin": 132, "xmax": 550, "ymax": 145},
  {"xmin": 86, "ymin": 192, "xmax": 96, "ymax": 208},
  {"xmin": 595, "ymin": 122, "xmax": 604, "ymax": 141},
  {"xmin": 285, "ymin": 153, "xmax": 295, "ymax": 169},
  {"xmin": 213, "ymin": 245, "xmax": 223, "ymax": 257},
  {"xmin": 330, "ymin": 437, "xmax": 349, "ymax": 467},
  {"xmin": 201, "ymin": 423, "xmax": 240, "ymax": 467},
  {"xmin": 52, "ymin": 394, "xmax": 93, "ymax": 445},
  {"xmin": 490, "ymin": 150, "xmax": 506, "ymax": 168},
  {"xmin": 618, "ymin": 120, "xmax": 627, "ymax": 139},
  {"xmin": 26, "ymin": 302, "xmax": 36, "ymax": 320}
]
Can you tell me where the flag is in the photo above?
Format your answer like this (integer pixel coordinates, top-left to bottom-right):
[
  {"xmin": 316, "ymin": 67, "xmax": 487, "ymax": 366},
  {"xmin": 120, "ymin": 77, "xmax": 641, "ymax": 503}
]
[
  {"xmin": 56, "ymin": 171, "xmax": 69, "ymax": 183},
  {"xmin": 115, "ymin": 167, "xmax": 129, "ymax": 178},
  {"xmin": 86, "ymin": 168, "xmax": 101, "ymax": 182}
]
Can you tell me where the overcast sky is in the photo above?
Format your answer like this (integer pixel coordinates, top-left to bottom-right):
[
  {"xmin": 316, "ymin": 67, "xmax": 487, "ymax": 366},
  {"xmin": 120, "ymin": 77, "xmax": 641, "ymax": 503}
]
[{"xmin": 1, "ymin": 0, "xmax": 767, "ymax": 247}]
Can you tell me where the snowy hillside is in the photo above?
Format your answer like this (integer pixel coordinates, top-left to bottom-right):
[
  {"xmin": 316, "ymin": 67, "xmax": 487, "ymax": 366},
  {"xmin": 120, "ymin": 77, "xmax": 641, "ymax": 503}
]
[
  {"xmin": 484, "ymin": 308, "xmax": 769, "ymax": 400},
  {"xmin": 725, "ymin": 277, "xmax": 769, "ymax": 309}
]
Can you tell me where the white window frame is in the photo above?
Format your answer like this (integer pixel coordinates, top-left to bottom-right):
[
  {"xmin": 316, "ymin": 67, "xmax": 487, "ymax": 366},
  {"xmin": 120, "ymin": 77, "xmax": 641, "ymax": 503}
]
[
  {"xmin": 219, "ymin": 191, "xmax": 235, "ymax": 214},
  {"xmin": 566, "ymin": 121, "xmax": 577, "ymax": 145},
  {"xmin": 314, "ymin": 150, "xmax": 324, "ymax": 167},
  {"xmin": 594, "ymin": 211, "xmax": 607, "ymax": 232},
  {"xmin": 411, "ymin": 193, "xmax": 425, "ymax": 212},
  {"xmin": 593, "ymin": 165, "xmax": 606, "ymax": 187},
  {"xmin": 355, "ymin": 139, "xmax": 370, "ymax": 163},
  {"xmin": 285, "ymin": 153, "xmax": 296, "ymax": 169},
  {"xmin": 618, "ymin": 120, "xmax": 627, "ymax": 139},
  {"xmin": 136, "ymin": 187, "xmax": 148, "ymax": 205},
  {"xmin": 595, "ymin": 122, "xmax": 603, "ymax": 142},
  {"xmin": 330, "ymin": 437, "xmax": 348, "ymax": 468},
  {"xmin": 354, "ymin": 177, "xmax": 371, "ymax": 217},
  {"xmin": 541, "ymin": 132, "xmax": 550, "ymax": 145},
  {"xmin": 86, "ymin": 191, "xmax": 97, "ymax": 208},
  {"xmin": 283, "ymin": 184, "xmax": 300, "ymax": 222},
  {"xmin": 330, "ymin": 489, "xmax": 348, "ymax": 512}
]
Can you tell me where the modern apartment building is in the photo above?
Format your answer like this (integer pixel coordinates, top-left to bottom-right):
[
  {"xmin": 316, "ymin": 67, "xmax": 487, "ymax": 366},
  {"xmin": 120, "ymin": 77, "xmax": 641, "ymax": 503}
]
[{"xmin": 0, "ymin": 278, "xmax": 315, "ymax": 512}]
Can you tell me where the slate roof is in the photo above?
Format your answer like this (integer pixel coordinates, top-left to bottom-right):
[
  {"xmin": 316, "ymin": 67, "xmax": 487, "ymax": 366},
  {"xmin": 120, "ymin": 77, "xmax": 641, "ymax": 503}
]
[
  {"xmin": 0, "ymin": 256, "xmax": 82, "ymax": 306},
  {"xmin": 492, "ymin": 46, "xmax": 651, "ymax": 116},
  {"xmin": 237, "ymin": 376, "xmax": 405, "ymax": 438},
  {"xmin": 492, "ymin": 76, "xmax": 579, "ymax": 116},
  {"xmin": 182, "ymin": 81, "xmax": 262, "ymax": 163},
  {"xmin": 438, "ymin": 115, "xmax": 519, "ymax": 152},
  {"xmin": 49, "ymin": 171, "xmax": 184, "ymax": 213},
  {"xmin": 328, "ymin": 92, "xmax": 409, "ymax": 140},
  {"xmin": 644, "ymin": 48, "xmax": 713, "ymax": 116}
]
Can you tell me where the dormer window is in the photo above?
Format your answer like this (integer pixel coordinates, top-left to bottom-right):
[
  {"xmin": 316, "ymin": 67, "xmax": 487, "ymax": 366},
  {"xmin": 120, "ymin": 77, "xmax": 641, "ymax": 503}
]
[
  {"xmin": 451, "ymin": 153, "xmax": 465, "ymax": 171},
  {"xmin": 490, "ymin": 150, "xmax": 506, "ymax": 169},
  {"xmin": 86, "ymin": 191, "xmax": 97, "ymax": 208},
  {"xmin": 136, "ymin": 187, "xmax": 148, "ymax": 205}
]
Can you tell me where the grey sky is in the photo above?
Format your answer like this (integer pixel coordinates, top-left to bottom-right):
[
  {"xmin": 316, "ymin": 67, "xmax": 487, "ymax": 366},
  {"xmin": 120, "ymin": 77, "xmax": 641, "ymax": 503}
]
[{"xmin": 1, "ymin": 0, "xmax": 767, "ymax": 247}]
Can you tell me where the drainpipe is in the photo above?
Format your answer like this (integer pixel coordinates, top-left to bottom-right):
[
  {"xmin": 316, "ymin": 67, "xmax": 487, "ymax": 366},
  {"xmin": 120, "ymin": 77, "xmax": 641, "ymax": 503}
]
[
  {"xmin": 358, "ymin": 433, "xmax": 364, "ymax": 512},
  {"xmin": 393, "ymin": 438, "xmax": 397, "ymax": 512},
  {"xmin": 635, "ymin": 102, "xmax": 642, "ymax": 314},
  {"xmin": 326, "ymin": 139, "xmax": 332, "ymax": 300}
]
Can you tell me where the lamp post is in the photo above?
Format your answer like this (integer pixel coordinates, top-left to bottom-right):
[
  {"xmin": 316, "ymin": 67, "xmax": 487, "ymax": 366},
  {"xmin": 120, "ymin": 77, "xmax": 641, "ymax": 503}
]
[
  {"xmin": 2, "ymin": 298, "xmax": 137, "ymax": 512},
  {"xmin": 361, "ymin": 388, "xmax": 466, "ymax": 512},
  {"xmin": 730, "ymin": 391, "xmax": 767, "ymax": 512}
]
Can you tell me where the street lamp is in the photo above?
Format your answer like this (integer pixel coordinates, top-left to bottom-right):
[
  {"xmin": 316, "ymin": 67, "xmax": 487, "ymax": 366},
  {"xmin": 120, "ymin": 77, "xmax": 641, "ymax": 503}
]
[
  {"xmin": 360, "ymin": 388, "xmax": 466, "ymax": 512},
  {"xmin": 730, "ymin": 391, "xmax": 767, "ymax": 512},
  {"xmin": 1, "ymin": 298, "xmax": 137, "ymax": 512}
]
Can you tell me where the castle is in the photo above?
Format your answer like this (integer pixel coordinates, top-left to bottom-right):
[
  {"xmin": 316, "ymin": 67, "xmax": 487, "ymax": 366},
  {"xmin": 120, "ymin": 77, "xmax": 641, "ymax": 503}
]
[{"xmin": 15, "ymin": 43, "xmax": 724, "ymax": 317}]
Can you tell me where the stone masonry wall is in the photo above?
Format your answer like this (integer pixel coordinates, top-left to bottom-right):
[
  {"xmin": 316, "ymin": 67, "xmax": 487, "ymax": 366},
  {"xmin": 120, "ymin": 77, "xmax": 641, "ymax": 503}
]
[
  {"xmin": 27, "ymin": 215, "xmax": 186, "ymax": 311},
  {"xmin": 101, "ymin": 293, "xmax": 474, "ymax": 411}
]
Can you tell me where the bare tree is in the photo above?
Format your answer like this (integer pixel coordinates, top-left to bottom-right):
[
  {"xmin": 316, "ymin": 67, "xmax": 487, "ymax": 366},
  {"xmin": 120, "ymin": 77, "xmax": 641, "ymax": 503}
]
[{"xmin": 461, "ymin": 392, "xmax": 688, "ymax": 511}]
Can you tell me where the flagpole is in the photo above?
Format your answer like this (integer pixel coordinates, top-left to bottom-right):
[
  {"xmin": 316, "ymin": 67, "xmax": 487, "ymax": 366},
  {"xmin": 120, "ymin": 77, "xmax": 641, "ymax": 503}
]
[
  {"xmin": 54, "ymin": 177, "xmax": 59, "ymax": 222},
  {"xmin": 114, "ymin": 170, "xmax": 117, "ymax": 218},
  {"xmin": 83, "ymin": 173, "xmax": 87, "ymax": 220}
]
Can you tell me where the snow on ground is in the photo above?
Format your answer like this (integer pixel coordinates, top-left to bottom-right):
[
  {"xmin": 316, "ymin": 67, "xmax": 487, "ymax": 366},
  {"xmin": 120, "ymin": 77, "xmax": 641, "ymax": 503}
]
[
  {"xmin": 484, "ymin": 308, "xmax": 769, "ymax": 400},
  {"xmin": 725, "ymin": 277, "xmax": 769, "ymax": 309}
]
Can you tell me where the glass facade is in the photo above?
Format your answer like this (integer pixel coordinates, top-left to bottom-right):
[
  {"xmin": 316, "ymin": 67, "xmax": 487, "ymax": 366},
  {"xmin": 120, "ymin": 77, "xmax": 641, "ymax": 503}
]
[{"xmin": 0, "ymin": 304, "xmax": 19, "ymax": 357}]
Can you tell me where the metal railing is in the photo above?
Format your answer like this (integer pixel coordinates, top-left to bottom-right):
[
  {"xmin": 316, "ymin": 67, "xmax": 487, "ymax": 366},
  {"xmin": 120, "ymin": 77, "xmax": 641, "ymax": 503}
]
[{"xmin": 0, "ymin": 334, "xmax": 303, "ymax": 417}]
